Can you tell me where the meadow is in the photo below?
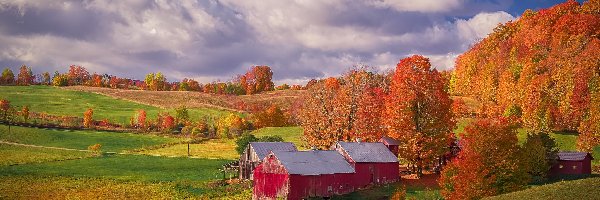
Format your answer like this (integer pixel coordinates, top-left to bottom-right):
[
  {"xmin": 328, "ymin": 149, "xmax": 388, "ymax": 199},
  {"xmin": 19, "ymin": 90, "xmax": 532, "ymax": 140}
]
[
  {"xmin": 0, "ymin": 85, "xmax": 234, "ymax": 125},
  {"xmin": 486, "ymin": 177, "xmax": 600, "ymax": 200},
  {"xmin": 0, "ymin": 143, "xmax": 89, "ymax": 166},
  {"xmin": 0, "ymin": 125, "xmax": 180, "ymax": 152}
]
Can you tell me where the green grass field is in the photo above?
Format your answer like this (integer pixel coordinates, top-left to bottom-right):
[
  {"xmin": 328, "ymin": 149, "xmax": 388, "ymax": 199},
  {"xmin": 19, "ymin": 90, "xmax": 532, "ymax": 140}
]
[
  {"xmin": 0, "ymin": 85, "xmax": 233, "ymax": 125},
  {"xmin": 139, "ymin": 126, "xmax": 305, "ymax": 159},
  {"xmin": 251, "ymin": 126, "xmax": 304, "ymax": 148},
  {"xmin": 0, "ymin": 143, "xmax": 89, "ymax": 166},
  {"xmin": 0, "ymin": 154, "xmax": 230, "ymax": 182},
  {"xmin": 140, "ymin": 138, "xmax": 239, "ymax": 160},
  {"xmin": 0, "ymin": 125, "xmax": 181, "ymax": 152},
  {"xmin": 486, "ymin": 177, "xmax": 600, "ymax": 200}
]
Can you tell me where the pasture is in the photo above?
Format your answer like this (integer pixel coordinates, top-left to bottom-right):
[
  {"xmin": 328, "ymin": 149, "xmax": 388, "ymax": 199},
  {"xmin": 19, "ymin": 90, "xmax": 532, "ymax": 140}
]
[
  {"xmin": 0, "ymin": 125, "xmax": 180, "ymax": 152},
  {"xmin": 487, "ymin": 177, "xmax": 600, "ymax": 200},
  {"xmin": 0, "ymin": 85, "xmax": 234, "ymax": 125},
  {"xmin": 0, "ymin": 143, "xmax": 89, "ymax": 166}
]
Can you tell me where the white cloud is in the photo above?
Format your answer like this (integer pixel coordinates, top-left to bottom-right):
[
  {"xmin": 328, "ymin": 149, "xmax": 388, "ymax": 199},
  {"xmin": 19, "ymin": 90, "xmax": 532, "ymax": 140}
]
[
  {"xmin": 369, "ymin": 0, "xmax": 464, "ymax": 13},
  {"xmin": 456, "ymin": 11, "xmax": 515, "ymax": 42}
]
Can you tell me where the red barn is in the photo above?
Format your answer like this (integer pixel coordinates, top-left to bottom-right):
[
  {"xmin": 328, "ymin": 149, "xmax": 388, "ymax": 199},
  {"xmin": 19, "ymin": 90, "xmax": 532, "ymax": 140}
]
[
  {"xmin": 379, "ymin": 136, "xmax": 400, "ymax": 156},
  {"xmin": 550, "ymin": 152, "xmax": 594, "ymax": 176},
  {"xmin": 253, "ymin": 150, "xmax": 356, "ymax": 200},
  {"xmin": 334, "ymin": 141, "xmax": 400, "ymax": 188},
  {"xmin": 239, "ymin": 142, "xmax": 297, "ymax": 180}
]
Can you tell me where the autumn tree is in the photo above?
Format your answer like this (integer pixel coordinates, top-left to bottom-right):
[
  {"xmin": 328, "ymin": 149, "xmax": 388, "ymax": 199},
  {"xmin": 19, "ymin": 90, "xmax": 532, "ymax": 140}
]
[
  {"xmin": 175, "ymin": 105, "xmax": 190, "ymax": 125},
  {"xmin": 41, "ymin": 72, "xmax": 51, "ymax": 85},
  {"xmin": 162, "ymin": 113, "xmax": 175, "ymax": 132},
  {"xmin": 145, "ymin": 72, "xmax": 167, "ymax": 91},
  {"xmin": 577, "ymin": 76, "xmax": 600, "ymax": 152},
  {"xmin": 21, "ymin": 106, "xmax": 29, "ymax": 123},
  {"xmin": 67, "ymin": 65, "xmax": 90, "ymax": 85},
  {"xmin": 52, "ymin": 73, "xmax": 69, "ymax": 86},
  {"xmin": 1, "ymin": 68, "xmax": 15, "ymax": 85},
  {"xmin": 0, "ymin": 99, "xmax": 10, "ymax": 122},
  {"xmin": 451, "ymin": 1, "xmax": 600, "ymax": 132},
  {"xmin": 137, "ymin": 109, "xmax": 147, "ymax": 129},
  {"xmin": 239, "ymin": 66, "xmax": 274, "ymax": 94},
  {"xmin": 439, "ymin": 118, "xmax": 528, "ymax": 200},
  {"xmin": 384, "ymin": 55, "xmax": 455, "ymax": 177},
  {"xmin": 252, "ymin": 104, "xmax": 287, "ymax": 128},
  {"xmin": 300, "ymin": 69, "xmax": 387, "ymax": 149},
  {"xmin": 83, "ymin": 108, "xmax": 94, "ymax": 128},
  {"xmin": 17, "ymin": 65, "xmax": 34, "ymax": 85}
]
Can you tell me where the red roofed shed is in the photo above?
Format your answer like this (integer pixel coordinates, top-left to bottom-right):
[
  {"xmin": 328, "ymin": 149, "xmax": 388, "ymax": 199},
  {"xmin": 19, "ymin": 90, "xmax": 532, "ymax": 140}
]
[
  {"xmin": 379, "ymin": 136, "xmax": 400, "ymax": 156},
  {"xmin": 550, "ymin": 152, "xmax": 593, "ymax": 176}
]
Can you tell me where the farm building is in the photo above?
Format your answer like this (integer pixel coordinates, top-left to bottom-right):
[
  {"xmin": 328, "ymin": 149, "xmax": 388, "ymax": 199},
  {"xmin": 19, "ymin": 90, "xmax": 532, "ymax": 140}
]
[
  {"xmin": 239, "ymin": 142, "xmax": 297, "ymax": 180},
  {"xmin": 253, "ymin": 150, "xmax": 356, "ymax": 200},
  {"xmin": 379, "ymin": 136, "xmax": 400, "ymax": 156},
  {"xmin": 333, "ymin": 141, "xmax": 400, "ymax": 188},
  {"xmin": 550, "ymin": 152, "xmax": 594, "ymax": 176}
]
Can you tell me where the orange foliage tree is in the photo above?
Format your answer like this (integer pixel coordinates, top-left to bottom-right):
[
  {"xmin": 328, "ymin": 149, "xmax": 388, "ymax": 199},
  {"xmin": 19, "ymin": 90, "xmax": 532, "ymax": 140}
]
[
  {"xmin": 252, "ymin": 104, "xmax": 288, "ymax": 128},
  {"xmin": 300, "ymin": 69, "xmax": 387, "ymax": 149},
  {"xmin": 439, "ymin": 118, "xmax": 528, "ymax": 200},
  {"xmin": 17, "ymin": 65, "xmax": 34, "ymax": 85},
  {"xmin": 137, "ymin": 110, "xmax": 147, "ymax": 128},
  {"xmin": 83, "ymin": 108, "xmax": 94, "ymax": 128},
  {"xmin": 451, "ymin": 1, "xmax": 600, "ymax": 132},
  {"xmin": 239, "ymin": 66, "xmax": 274, "ymax": 94},
  {"xmin": 384, "ymin": 55, "xmax": 455, "ymax": 177},
  {"xmin": 67, "ymin": 65, "xmax": 90, "ymax": 86}
]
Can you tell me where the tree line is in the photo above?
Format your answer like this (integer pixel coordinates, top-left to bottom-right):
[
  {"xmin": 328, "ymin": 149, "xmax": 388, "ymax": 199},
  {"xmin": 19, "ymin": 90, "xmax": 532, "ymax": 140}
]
[{"xmin": 0, "ymin": 65, "xmax": 305, "ymax": 95}]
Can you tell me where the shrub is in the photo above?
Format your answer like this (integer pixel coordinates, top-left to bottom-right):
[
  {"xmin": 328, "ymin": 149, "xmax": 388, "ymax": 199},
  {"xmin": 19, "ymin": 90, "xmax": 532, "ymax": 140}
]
[{"xmin": 88, "ymin": 144, "xmax": 102, "ymax": 156}]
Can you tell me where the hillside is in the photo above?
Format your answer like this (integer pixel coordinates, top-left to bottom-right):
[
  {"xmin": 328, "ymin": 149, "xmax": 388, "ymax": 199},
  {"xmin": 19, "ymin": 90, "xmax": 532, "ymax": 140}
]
[
  {"xmin": 451, "ymin": 0, "xmax": 600, "ymax": 131},
  {"xmin": 486, "ymin": 177, "xmax": 600, "ymax": 200},
  {"xmin": 65, "ymin": 86, "xmax": 304, "ymax": 113}
]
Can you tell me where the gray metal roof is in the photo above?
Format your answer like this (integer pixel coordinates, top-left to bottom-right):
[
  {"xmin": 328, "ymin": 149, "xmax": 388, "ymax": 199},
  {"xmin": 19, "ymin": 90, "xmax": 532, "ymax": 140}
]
[
  {"xmin": 557, "ymin": 152, "xmax": 593, "ymax": 161},
  {"xmin": 271, "ymin": 150, "xmax": 355, "ymax": 175},
  {"xmin": 336, "ymin": 142, "xmax": 398, "ymax": 163},
  {"xmin": 250, "ymin": 142, "xmax": 297, "ymax": 160},
  {"xmin": 379, "ymin": 136, "xmax": 400, "ymax": 145}
]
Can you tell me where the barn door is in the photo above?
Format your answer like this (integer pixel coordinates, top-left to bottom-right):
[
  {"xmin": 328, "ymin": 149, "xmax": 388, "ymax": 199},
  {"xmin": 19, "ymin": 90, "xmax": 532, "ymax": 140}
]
[{"xmin": 309, "ymin": 177, "xmax": 317, "ymax": 197}]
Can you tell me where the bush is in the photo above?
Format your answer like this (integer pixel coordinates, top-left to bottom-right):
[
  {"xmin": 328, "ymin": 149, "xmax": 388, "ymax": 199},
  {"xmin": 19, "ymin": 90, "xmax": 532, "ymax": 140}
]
[
  {"xmin": 88, "ymin": 144, "xmax": 102, "ymax": 156},
  {"xmin": 235, "ymin": 134, "xmax": 258, "ymax": 154}
]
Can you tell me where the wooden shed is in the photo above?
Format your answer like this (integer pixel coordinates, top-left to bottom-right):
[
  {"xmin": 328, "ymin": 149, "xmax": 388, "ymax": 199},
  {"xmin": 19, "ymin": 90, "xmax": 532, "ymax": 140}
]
[
  {"xmin": 333, "ymin": 141, "xmax": 400, "ymax": 188},
  {"xmin": 550, "ymin": 152, "xmax": 594, "ymax": 176},
  {"xmin": 379, "ymin": 136, "xmax": 400, "ymax": 156},
  {"xmin": 239, "ymin": 142, "xmax": 297, "ymax": 180},
  {"xmin": 253, "ymin": 150, "xmax": 356, "ymax": 200}
]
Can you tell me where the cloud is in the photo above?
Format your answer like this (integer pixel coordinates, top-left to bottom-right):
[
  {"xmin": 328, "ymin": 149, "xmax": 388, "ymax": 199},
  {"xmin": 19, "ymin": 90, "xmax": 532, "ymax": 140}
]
[
  {"xmin": 369, "ymin": 0, "xmax": 464, "ymax": 13},
  {"xmin": 0, "ymin": 0, "xmax": 518, "ymax": 84},
  {"xmin": 456, "ymin": 11, "xmax": 515, "ymax": 43}
]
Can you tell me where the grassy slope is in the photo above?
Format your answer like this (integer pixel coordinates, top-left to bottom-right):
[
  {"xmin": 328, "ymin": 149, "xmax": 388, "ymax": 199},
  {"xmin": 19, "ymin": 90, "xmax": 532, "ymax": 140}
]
[
  {"xmin": 0, "ymin": 143, "xmax": 89, "ymax": 166},
  {"xmin": 486, "ymin": 177, "xmax": 600, "ymax": 200},
  {"xmin": 0, "ymin": 125, "xmax": 180, "ymax": 152},
  {"xmin": 141, "ymin": 138, "xmax": 239, "ymax": 160},
  {"xmin": 251, "ymin": 126, "xmax": 304, "ymax": 148},
  {"xmin": 0, "ymin": 154, "xmax": 229, "ymax": 182},
  {"xmin": 139, "ymin": 126, "xmax": 305, "ymax": 159},
  {"xmin": 0, "ymin": 85, "xmax": 233, "ymax": 124}
]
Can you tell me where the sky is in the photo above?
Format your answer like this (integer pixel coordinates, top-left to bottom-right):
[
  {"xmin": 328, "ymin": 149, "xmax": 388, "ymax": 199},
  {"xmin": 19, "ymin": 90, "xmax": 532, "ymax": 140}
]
[{"xmin": 0, "ymin": 0, "xmax": 573, "ymax": 85}]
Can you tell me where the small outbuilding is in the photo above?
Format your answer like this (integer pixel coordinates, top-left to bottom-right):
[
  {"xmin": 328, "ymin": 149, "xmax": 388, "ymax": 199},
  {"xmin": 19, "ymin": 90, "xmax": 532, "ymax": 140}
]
[
  {"xmin": 333, "ymin": 141, "xmax": 400, "ymax": 188},
  {"xmin": 239, "ymin": 142, "xmax": 297, "ymax": 180},
  {"xmin": 379, "ymin": 136, "xmax": 400, "ymax": 156},
  {"xmin": 253, "ymin": 150, "xmax": 356, "ymax": 200},
  {"xmin": 550, "ymin": 152, "xmax": 594, "ymax": 176}
]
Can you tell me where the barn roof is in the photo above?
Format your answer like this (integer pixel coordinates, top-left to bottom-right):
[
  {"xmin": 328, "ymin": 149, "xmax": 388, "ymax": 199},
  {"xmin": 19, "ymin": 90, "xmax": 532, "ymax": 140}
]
[
  {"xmin": 379, "ymin": 136, "xmax": 400, "ymax": 146},
  {"xmin": 557, "ymin": 152, "xmax": 594, "ymax": 161},
  {"xmin": 250, "ymin": 142, "xmax": 297, "ymax": 160},
  {"xmin": 336, "ymin": 142, "xmax": 398, "ymax": 163},
  {"xmin": 271, "ymin": 150, "xmax": 355, "ymax": 175}
]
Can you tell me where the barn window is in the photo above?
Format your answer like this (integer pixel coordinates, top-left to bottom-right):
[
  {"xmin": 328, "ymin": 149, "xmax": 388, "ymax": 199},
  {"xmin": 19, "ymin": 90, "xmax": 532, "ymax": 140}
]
[
  {"xmin": 328, "ymin": 186, "xmax": 333, "ymax": 192},
  {"xmin": 559, "ymin": 165, "xmax": 564, "ymax": 169},
  {"xmin": 573, "ymin": 165, "xmax": 577, "ymax": 170}
]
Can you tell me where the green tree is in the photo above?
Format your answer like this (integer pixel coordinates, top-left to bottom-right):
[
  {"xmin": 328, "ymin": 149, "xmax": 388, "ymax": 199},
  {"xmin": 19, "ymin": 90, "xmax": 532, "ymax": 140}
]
[
  {"xmin": 175, "ymin": 105, "xmax": 190, "ymax": 125},
  {"xmin": 520, "ymin": 131, "xmax": 558, "ymax": 183},
  {"xmin": 1, "ymin": 68, "xmax": 15, "ymax": 85},
  {"xmin": 235, "ymin": 134, "xmax": 259, "ymax": 154}
]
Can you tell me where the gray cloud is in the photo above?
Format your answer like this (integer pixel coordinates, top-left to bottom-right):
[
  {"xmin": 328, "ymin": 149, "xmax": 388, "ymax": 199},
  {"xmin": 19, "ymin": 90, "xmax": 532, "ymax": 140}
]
[{"xmin": 0, "ymin": 0, "xmax": 519, "ymax": 84}]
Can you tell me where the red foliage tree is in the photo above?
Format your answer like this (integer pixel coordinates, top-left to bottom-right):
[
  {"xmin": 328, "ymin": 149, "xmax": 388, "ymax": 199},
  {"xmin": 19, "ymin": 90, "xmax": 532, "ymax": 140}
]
[
  {"xmin": 137, "ymin": 110, "xmax": 147, "ymax": 128},
  {"xmin": 17, "ymin": 65, "xmax": 34, "ymax": 85},
  {"xmin": 67, "ymin": 65, "xmax": 90, "ymax": 86},
  {"xmin": 439, "ymin": 118, "xmax": 528, "ymax": 200},
  {"xmin": 384, "ymin": 55, "xmax": 455, "ymax": 177},
  {"xmin": 239, "ymin": 66, "xmax": 274, "ymax": 94}
]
